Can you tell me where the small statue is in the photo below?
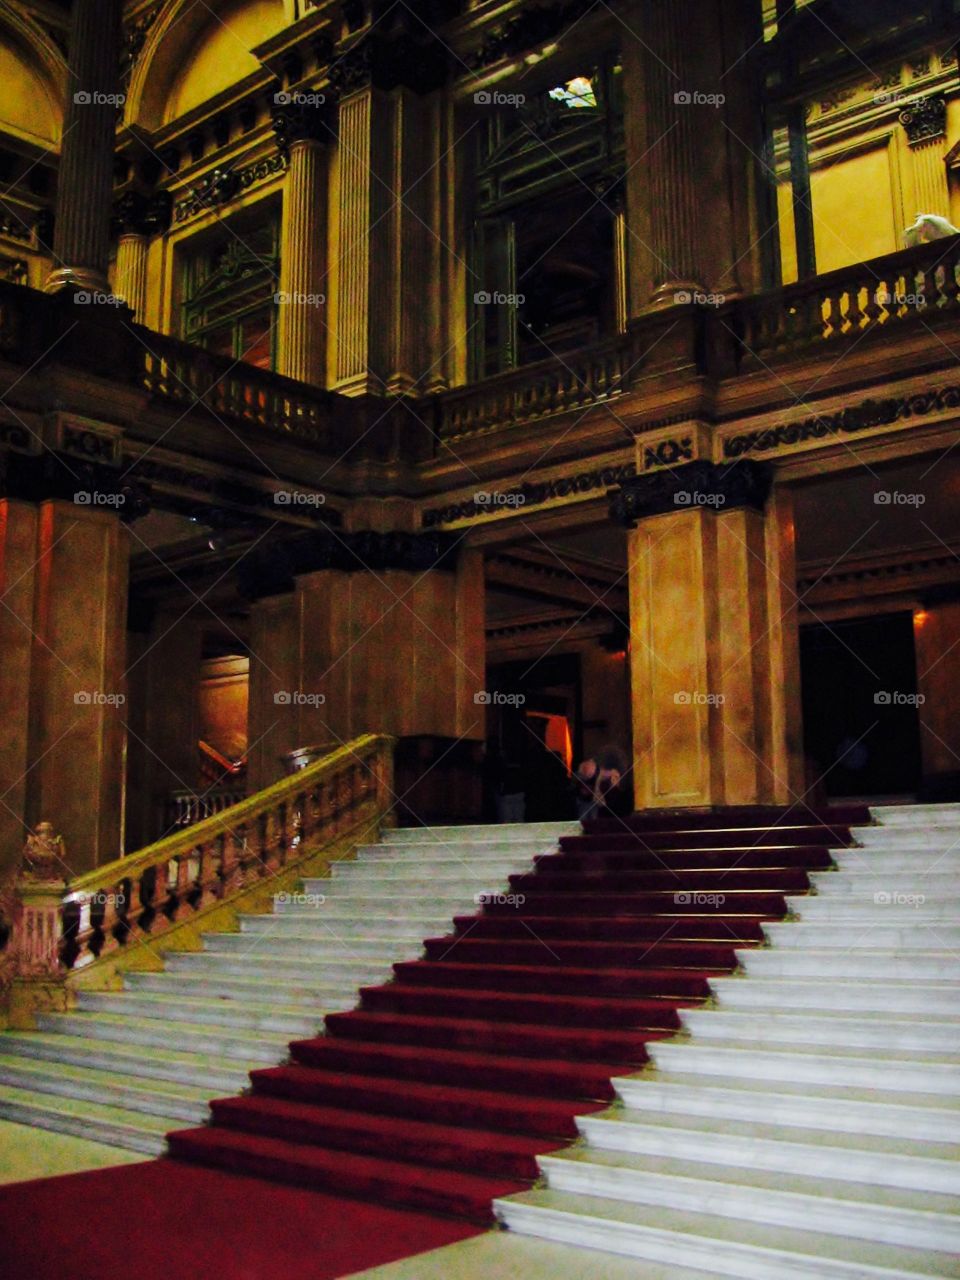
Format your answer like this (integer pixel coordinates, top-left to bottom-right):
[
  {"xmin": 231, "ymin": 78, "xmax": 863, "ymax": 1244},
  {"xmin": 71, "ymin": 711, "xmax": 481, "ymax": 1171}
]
[
  {"xmin": 902, "ymin": 213, "xmax": 960, "ymax": 247},
  {"xmin": 21, "ymin": 822, "xmax": 68, "ymax": 882}
]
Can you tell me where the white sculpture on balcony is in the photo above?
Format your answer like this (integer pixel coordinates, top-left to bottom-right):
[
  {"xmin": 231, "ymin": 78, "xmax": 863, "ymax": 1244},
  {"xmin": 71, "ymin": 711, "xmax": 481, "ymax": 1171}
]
[{"xmin": 902, "ymin": 213, "xmax": 960, "ymax": 246}]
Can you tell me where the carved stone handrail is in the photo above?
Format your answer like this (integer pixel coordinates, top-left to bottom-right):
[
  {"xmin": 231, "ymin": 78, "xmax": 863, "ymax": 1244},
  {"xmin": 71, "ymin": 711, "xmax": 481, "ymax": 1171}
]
[
  {"xmin": 735, "ymin": 234, "xmax": 960, "ymax": 367},
  {"xmin": 136, "ymin": 327, "xmax": 350, "ymax": 444},
  {"xmin": 430, "ymin": 331, "xmax": 636, "ymax": 442},
  {"xmin": 7, "ymin": 734, "xmax": 393, "ymax": 989}
]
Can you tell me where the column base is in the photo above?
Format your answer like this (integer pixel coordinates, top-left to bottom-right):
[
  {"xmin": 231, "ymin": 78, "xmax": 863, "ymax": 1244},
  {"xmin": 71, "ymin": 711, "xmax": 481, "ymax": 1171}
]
[{"xmin": 43, "ymin": 266, "xmax": 112, "ymax": 296}]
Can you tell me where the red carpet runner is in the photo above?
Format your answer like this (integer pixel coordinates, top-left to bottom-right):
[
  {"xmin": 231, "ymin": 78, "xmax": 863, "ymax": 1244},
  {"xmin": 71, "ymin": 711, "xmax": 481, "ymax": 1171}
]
[{"xmin": 166, "ymin": 804, "xmax": 870, "ymax": 1224}]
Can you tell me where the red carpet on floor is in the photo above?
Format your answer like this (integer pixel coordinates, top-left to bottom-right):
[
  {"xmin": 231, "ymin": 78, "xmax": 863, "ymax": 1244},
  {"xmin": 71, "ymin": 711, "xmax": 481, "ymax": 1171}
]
[
  {"xmin": 0, "ymin": 1160, "xmax": 480, "ymax": 1280},
  {"xmin": 167, "ymin": 805, "xmax": 869, "ymax": 1224}
]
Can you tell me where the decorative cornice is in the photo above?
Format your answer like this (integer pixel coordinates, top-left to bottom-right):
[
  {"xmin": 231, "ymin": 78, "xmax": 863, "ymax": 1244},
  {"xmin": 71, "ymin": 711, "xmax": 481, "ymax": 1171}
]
[
  {"xmin": 0, "ymin": 450, "xmax": 151, "ymax": 523},
  {"xmin": 173, "ymin": 154, "xmax": 287, "ymax": 224},
  {"xmin": 609, "ymin": 460, "xmax": 773, "ymax": 527},
  {"xmin": 422, "ymin": 462, "xmax": 636, "ymax": 528},
  {"xmin": 238, "ymin": 529, "xmax": 462, "ymax": 599},
  {"xmin": 899, "ymin": 93, "xmax": 947, "ymax": 145},
  {"xmin": 721, "ymin": 385, "xmax": 960, "ymax": 460},
  {"xmin": 470, "ymin": 0, "xmax": 600, "ymax": 70}
]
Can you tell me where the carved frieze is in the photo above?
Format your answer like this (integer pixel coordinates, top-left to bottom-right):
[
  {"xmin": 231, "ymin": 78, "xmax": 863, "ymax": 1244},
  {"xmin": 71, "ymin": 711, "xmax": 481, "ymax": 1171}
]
[
  {"xmin": 422, "ymin": 462, "xmax": 636, "ymax": 528},
  {"xmin": 173, "ymin": 154, "xmax": 287, "ymax": 224},
  {"xmin": 609, "ymin": 460, "xmax": 773, "ymax": 527},
  {"xmin": 721, "ymin": 385, "xmax": 960, "ymax": 460},
  {"xmin": 0, "ymin": 450, "xmax": 151, "ymax": 522},
  {"xmin": 112, "ymin": 189, "xmax": 172, "ymax": 238}
]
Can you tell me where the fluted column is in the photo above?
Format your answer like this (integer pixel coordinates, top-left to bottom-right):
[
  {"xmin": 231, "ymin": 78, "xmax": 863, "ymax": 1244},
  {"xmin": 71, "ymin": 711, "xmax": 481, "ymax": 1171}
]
[
  {"xmin": 273, "ymin": 102, "xmax": 332, "ymax": 385},
  {"xmin": 45, "ymin": 0, "xmax": 124, "ymax": 294},
  {"xmin": 901, "ymin": 95, "xmax": 950, "ymax": 220},
  {"xmin": 114, "ymin": 234, "xmax": 149, "ymax": 317},
  {"xmin": 622, "ymin": 0, "xmax": 763, "ymax": 311}
]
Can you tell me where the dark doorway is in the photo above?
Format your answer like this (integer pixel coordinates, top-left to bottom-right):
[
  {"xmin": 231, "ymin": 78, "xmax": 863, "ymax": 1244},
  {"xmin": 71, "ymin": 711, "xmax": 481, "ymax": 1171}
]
[
  {"xmin": 486, "ymin": 653, "xmax": 581, "ymax": 820},
  {"xmin": 800, "ymin": 613, "xmax": 922, "ymax": 798}
]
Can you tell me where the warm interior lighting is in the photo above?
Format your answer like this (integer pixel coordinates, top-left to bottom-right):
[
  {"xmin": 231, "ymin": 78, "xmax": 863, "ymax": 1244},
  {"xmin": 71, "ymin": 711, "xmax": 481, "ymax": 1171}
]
[{"xmin": 913, "ymin": 609, "xmax": 929, "ymax": 628}]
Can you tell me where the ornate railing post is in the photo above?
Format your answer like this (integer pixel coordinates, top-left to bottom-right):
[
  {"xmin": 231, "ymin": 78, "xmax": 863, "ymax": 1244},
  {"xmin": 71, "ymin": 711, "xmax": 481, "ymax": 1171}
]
[{"xmin": 2, "ymin": 821, "xmax": 70, "ymax": 1028}]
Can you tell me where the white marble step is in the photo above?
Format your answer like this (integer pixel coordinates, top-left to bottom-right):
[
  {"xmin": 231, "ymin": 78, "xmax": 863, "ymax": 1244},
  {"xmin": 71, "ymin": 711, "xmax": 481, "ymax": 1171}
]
[
  {"xmin": 329, "ymin": 861, "xmax": 528, "ymax": 880},
  {"xmin": 75, "ymin": 990, "xmax": 327, "ymax": 1036},
  {"xmin": 34, "ymin": 1010, "xmax": 292, "ymax": 1062},
  {"xmin": 647, "ymin": 1039, "xmax": 960, "ymax": 1096},
  {"xmin": 737, "ymin": 949, "xmax": 958, "ymax": 980},
  {"xmin": 296, "ymin": 885, "xmax": 494, "ymax": 905},
  {"xmin": 710, "ymin": 976, "xmax": 960, "ymax": 1017},
  {"xmin": 836, "ymin": 845, "xmax": 960, "ymax": 864},
  {"xmin": 496, "ymin": 1188, "xmax": 957, "ymax": 1280},
  {"xmin": 614, "ymin": 1072, "xmax": 960, "ymax": 1143},
  {"xmin": 761, "ymin": 921, "xmax": 960, "ymax": 950},
  {"xmin": 79, "ymin": 983, "xmax": 350, "ymax": 1024},
  {"xmin": 537, "ymin": 1148, "xmax": 960, "ymax": 1253},
  {"xmin": 0, "ymin": 1083, "xmax": 171, "ymax": 1156},
  {"xmin": 231, "ymin": 916, "xmax": 443, "ymax": 939},
  {"xmin": 123, "ymin": 970, "xmax": 365, "ymax": 1008},
  {"xmin": 867, "ymin": 804, "xmax": 960, "ymax": 824},
  {"xmin": 680, "ymin": 1009, "xmax": 960, "ymax": 1053},
  {"xmin": 0, "ymin": 1054, "xmax": 210, "ymax": 1123},
  {"xmin": 381, "ymin": 822, "xmax": 573, "ymax": 842},
  {"xmin": 236, "ymin": 911, "xmax": 444, "ymax": 935},
  {"xmin": 0, "ymin": 1030, "xmax": 252, "ymax": 1090},
  {"xmin": 787, "ymin": 897, "xmax": 960, "ymax": 921},
  {"xmin": 354, "ymin": 843, "xmax": 553, "ymax": 861},
  {"xmin": 576, "ymin": 1108, "xmax": 960, "ymax": 1194},
  {"xmin": 196, "ymin": 934, "xmax": 421, "ymax": 963},
  {"xmin": 809, "ymin": 872, "xmax": 960, "ymax": 895},
  {"xmin": 163, "ymin": 950, "xmax": 390, "ymax": 983}
]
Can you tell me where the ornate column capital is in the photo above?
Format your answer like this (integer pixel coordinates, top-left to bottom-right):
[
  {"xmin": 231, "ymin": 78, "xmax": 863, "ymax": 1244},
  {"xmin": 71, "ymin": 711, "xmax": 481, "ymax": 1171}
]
[
  {"xmin": 900, "ymin": 93, "xmax": 947, "ymax": 146},
  {"xmin": 328, "ymin": 31, "xmax": 450, "ymax": 96},
  {"xmin": 609, "ymin": 459, "xmax": 773, "ymax": 527},
  {"xmin": 271, "ymin": 97, "xmax": 336, "ymax": 154},
  {"xmin": 111, "ymin": 189, "xmax": 172, "ymax": 238}
]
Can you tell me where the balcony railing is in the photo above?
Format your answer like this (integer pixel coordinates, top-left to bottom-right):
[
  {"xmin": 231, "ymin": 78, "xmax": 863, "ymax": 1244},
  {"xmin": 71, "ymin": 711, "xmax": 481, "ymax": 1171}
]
[
  {"xmin": 0, "ymin": 236, "xmax": 957, "ymax": 451},
  {"xmin": 736, "ymin": 235, "xmax": 960, "ymax": 368}
]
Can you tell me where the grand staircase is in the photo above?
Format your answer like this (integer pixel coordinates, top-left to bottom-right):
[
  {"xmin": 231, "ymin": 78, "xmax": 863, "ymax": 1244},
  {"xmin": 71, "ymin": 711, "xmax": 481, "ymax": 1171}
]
[
  {"xmin": 497, "ymin": 803, "xmax": 960, "ymax": 1279},
  {"xmin": 165, "ymin": 805, "xmax": 868, "ymax": 1227},
  {"xmin": 0, "ymin": 822, "xmax": 572, "ymax": 1153}
]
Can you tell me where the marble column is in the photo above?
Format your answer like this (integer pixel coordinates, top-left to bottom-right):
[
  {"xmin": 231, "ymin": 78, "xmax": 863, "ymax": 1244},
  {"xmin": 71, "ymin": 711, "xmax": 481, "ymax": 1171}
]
[
  {"xmin": 614, "ymin": 461, "xmax": 802, "ymax": 807},
  {"xmin": 45, "ymin": 0, "xmax": 124, "ymax": 294},
  {"xmin": 621, "ymin": 0, "xmax": 763, "ymax": 310},
  {"xmin": 0, "ymin": 500, "xmax": 40, "ymax": 880},
  {"xmin": 114, "ymin": 234, "xmax": 149, "ymax": 318},
  {"xmin": 274, "ymin": 103, "xmax": 332, "ymax": 385},
  {"xmin": 27, "ymin": 501, "xmax": 129, "ymax": 873}
]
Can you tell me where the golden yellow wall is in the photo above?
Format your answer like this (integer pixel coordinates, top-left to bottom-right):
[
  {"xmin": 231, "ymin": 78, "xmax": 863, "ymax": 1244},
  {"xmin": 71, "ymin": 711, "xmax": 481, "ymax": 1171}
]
[
  {"xmin": 0, "ymin": 38, "xmax": 60, "ymax": 146},
  {"xmin": 163, "ymin": 0, "xmax": 285, "ymax": 123}
]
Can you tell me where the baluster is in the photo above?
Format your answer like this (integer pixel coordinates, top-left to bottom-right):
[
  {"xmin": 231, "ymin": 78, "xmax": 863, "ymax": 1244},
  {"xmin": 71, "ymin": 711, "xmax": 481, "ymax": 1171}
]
[
  {"xmin": 98, "ymin": 881, "xmax": 121, "ymax": 958},
  {"xmin": 221, "ymin": 829, "xmax": 243, "ymax": 896},
  {"xmin": 843, "ymin": 283, "xmax": 862, "ymax": 335},
  {"xmin": 169, "ymin": 853, "xmax": 191, "ymax": 919}
]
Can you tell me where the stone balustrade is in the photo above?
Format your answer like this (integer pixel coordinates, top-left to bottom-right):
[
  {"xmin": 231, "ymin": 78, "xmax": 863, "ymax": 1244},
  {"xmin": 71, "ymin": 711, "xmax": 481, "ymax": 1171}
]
[{"xmin": 2, "ymin": 734, "xmax": 394, "ymax": 997}]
